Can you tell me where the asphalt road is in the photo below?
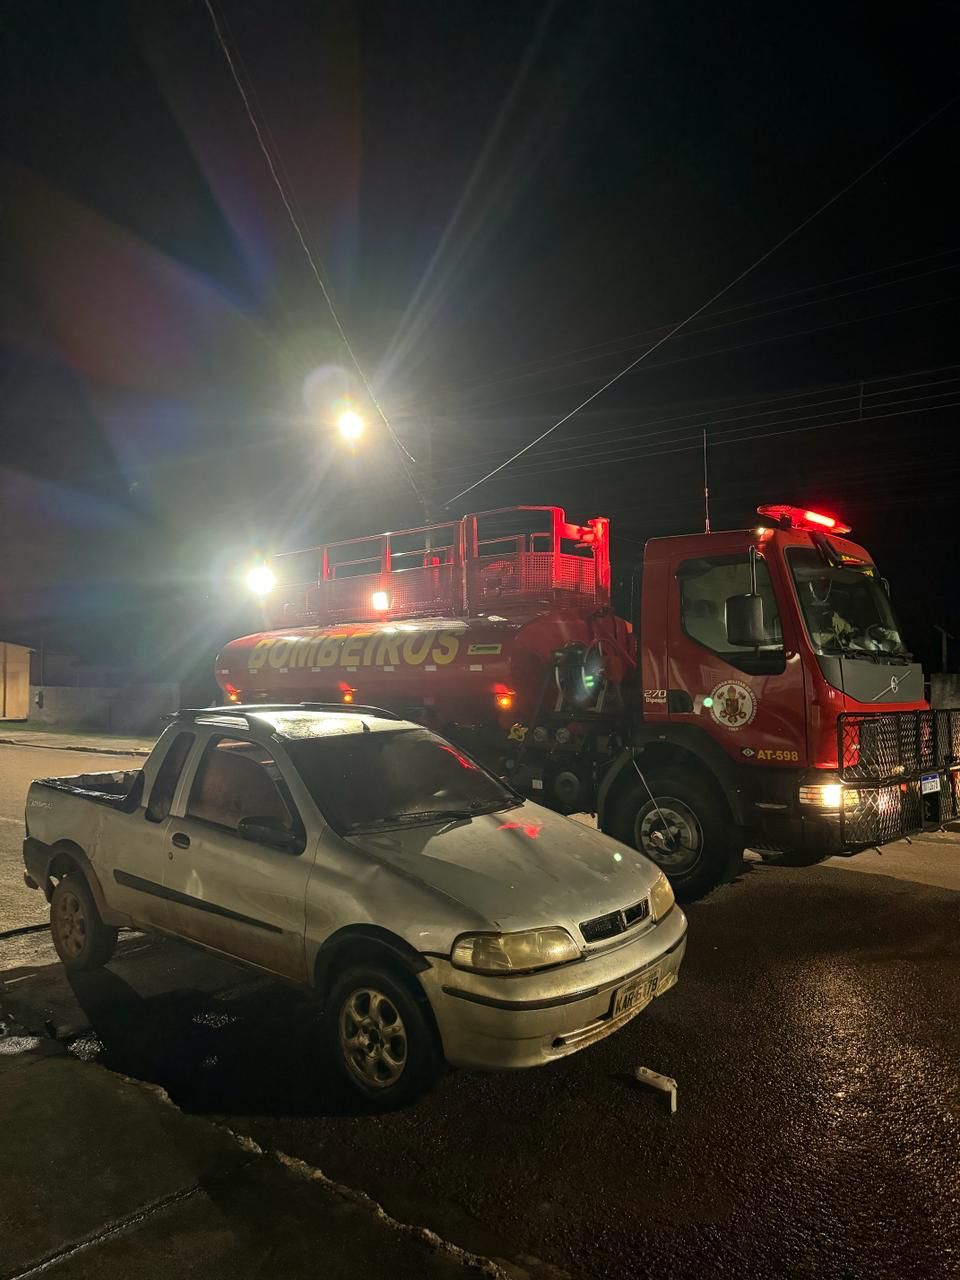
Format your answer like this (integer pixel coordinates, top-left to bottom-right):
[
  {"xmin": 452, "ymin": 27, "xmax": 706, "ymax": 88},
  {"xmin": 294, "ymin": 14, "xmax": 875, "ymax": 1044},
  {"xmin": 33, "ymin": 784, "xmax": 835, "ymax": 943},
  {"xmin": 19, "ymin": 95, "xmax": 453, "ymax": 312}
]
[{"xmin": 2, "ymin": 744, "xmax": 959, "ymax": 1278}]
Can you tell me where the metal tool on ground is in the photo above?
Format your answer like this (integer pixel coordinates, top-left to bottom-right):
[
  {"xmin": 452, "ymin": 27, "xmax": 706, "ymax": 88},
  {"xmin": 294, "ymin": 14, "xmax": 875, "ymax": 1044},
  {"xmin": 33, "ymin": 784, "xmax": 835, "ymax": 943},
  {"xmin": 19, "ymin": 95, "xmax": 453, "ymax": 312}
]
[{"xmin": 634, "ymin": 1065, "xmax": 678, "ymax": 1114}]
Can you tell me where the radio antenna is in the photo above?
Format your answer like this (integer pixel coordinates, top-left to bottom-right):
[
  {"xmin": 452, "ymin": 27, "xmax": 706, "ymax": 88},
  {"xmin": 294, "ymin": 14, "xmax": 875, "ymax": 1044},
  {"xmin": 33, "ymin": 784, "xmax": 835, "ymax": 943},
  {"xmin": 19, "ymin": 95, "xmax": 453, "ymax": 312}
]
[{"xmin": 703, "ymin": 429, "xmax": 711, "ymax": 533}]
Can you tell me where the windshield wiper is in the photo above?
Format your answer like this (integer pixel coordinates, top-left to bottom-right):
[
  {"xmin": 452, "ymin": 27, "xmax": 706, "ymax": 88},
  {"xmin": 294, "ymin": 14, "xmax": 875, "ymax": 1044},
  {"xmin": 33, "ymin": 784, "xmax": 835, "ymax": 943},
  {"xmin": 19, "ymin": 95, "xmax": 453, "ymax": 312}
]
[
  {"xmin": 829, "ymin": 646, "xmax": 913, "ymax": 664},
  {"xmin": 350, "ymin": 798, "xmax": 522, "ymax": 832}
]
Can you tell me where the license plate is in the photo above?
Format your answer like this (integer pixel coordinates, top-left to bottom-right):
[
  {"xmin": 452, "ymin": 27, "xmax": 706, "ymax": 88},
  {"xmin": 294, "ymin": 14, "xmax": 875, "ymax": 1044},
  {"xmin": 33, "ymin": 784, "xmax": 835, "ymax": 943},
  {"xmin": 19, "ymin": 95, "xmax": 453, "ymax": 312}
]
[
  {"xmin": 612, "ymin": 969, "xmax": 660, "ymax": 1019},
  {"xmin": 921, "ymin": 773, "xmax": 941, "ymax": 795}
]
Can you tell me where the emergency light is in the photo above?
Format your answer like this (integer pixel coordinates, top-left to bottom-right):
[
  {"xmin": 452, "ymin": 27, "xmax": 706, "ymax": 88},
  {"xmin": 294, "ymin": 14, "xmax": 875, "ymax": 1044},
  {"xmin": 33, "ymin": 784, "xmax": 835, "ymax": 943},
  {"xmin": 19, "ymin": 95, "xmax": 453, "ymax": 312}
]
[{"xmin": 756, "ymin": 504, "xmax": 851, "ymax": 535}]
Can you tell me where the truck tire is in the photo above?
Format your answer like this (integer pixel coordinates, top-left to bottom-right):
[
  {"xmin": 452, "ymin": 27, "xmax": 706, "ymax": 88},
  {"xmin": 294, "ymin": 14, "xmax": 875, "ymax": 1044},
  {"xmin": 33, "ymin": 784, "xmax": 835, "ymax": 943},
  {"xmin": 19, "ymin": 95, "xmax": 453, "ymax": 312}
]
[
  {"xmin": 608, "ymin": 771, "xmax": 741, "ymax": 902},
  {"xmin": 325, "ymin": 963, "xmax": 440, "ymax": 1109},
  {"xmin": 50, "ymin": 872, "xmax": 118, "ymax": 971}
]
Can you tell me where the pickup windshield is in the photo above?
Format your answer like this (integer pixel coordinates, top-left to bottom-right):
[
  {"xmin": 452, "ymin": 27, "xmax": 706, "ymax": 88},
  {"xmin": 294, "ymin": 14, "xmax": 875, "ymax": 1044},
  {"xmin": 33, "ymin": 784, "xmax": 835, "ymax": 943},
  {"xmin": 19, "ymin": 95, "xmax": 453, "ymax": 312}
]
[
  {"xmin": 787, "ymin": 548, "xmax": 909, "ymax": 657},
  {"xmin": 286, "ymin": 728, "xmax": 520, "ymax": 834}
]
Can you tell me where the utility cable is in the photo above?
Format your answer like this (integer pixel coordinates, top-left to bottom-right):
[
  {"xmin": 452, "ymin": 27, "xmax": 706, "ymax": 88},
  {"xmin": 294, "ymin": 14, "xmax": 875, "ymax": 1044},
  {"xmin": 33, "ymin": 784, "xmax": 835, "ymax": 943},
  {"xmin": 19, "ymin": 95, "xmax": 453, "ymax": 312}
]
[
  {"xmin": 429, "ymin": 367, "xmax": 960, "ymax": 478},
  {"xmin": 421, "ymin": 247, "xmax": 960, "ymax": 404},
  {"xmin": 202, "ymin": 0, "xmax": 427, "ymax": 512},
  {"xmin": 445, "ymin": 94, "xmax": 959, "ymax": 505},
  {"xmin": 483, "ymin": 395, "xmax": 960, "ymax": 482}
]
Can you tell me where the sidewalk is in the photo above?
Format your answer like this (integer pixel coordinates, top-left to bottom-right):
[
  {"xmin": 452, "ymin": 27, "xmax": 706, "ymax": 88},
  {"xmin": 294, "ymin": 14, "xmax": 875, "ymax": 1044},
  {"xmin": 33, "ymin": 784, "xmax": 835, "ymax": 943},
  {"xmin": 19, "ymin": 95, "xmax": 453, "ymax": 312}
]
[
  {"xmin": 0, "ymin": 725, "xmax": 152, "ymax": 756},
  {"xmin": 0, "ymin": 1035, "xmax": 498, "ymax": 1280}
]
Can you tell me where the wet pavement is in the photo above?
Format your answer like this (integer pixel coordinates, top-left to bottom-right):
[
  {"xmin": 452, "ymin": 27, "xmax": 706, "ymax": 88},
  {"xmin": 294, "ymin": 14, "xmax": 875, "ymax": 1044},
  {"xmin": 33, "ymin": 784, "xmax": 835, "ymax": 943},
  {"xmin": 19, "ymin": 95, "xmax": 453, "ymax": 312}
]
[{"xmin": 4, "ymin": 848, "xmax": 959, "ymax": 1279}]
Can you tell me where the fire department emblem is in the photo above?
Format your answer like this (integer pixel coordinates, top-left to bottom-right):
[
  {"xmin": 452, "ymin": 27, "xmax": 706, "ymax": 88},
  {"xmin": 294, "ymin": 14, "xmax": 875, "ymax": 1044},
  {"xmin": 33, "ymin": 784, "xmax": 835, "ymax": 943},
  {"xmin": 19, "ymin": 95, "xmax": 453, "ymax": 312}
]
[{"xmin": 708, "ymin": 680, "xmax": 757, "ymax": 731}]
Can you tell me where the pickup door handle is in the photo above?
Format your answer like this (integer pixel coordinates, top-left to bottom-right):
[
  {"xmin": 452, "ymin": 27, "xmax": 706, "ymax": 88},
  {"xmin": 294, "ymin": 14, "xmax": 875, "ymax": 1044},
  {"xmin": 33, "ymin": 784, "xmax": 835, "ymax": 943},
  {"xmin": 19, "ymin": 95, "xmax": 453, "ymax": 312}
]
[{"xmin": 171, "ymin": 832, "xmax": 191, "ymax": 849}]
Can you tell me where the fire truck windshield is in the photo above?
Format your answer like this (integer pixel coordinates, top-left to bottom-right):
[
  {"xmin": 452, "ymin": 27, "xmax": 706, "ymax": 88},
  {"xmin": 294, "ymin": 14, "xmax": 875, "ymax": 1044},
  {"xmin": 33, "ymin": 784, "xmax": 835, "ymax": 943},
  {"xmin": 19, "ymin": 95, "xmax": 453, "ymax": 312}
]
[
  {"xmin": 286, "ymin": 728, "xmax": 521, "ymax": 835},
  {"xmin": 787, "ymin": 548, "xmax": 909, "ymax": 658}
]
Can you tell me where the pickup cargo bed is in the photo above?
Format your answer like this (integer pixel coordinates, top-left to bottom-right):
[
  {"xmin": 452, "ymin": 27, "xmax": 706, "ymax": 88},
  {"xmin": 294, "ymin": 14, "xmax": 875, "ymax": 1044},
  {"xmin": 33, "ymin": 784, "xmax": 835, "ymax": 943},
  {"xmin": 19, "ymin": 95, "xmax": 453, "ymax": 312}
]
[{"xmin": 33, "ymin": 770, "xmax": 142, "ymax": 809}]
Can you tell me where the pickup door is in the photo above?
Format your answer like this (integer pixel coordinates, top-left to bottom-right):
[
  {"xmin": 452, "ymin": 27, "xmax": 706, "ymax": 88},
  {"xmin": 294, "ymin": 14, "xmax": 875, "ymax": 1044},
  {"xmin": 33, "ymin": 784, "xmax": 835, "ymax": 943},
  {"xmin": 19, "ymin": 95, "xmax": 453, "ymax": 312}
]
[
  {"xmin": 102, "ymin": 730, "xmax": 198, "ymax": 928},
  {"xmin": 161, "ymin": 733, "xmax": 313, "ymax": 983}
]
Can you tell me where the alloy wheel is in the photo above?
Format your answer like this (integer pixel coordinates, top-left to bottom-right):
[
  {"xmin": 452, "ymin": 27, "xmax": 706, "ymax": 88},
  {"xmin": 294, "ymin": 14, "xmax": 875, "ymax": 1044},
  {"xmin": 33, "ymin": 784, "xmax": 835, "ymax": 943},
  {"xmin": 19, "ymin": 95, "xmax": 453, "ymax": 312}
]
[{"xmin": 338, "ymin": 987, "xmax": 408, "ymax": 1090}]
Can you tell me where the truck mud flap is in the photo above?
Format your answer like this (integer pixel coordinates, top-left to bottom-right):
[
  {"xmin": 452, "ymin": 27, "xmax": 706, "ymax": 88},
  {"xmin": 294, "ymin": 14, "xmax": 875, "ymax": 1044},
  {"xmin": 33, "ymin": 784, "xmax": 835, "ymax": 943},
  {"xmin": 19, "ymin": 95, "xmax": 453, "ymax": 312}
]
[{"xmin": 837, "ymin": 709, "xmax": 960, "ymax": 843}]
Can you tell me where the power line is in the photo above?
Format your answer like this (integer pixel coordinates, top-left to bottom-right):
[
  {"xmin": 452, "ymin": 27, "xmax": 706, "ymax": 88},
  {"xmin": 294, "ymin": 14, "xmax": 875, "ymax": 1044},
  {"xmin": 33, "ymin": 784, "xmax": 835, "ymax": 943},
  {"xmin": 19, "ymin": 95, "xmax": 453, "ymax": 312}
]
[
  {"xmin": 445, "ymin": 93, "xmax": 959, "ymax": 505},
  {"xmin": 430, "ymin": 364, "xmax": 960, "ymax": 478},
  {"xmin": 422, "ymin": 249, "xmax": 960, "ymax": 408},
  {"xmin": 605, "ymin": 459, "xmax": 959, "ymax": 530},
  {"xmin": 470, "ymin": 394, "xmax": 960, "ymax": 482},
  {"xmin": 437, "ymin": 384, "xmax": 960, "ymax": 485},
  {"xmin": 202, "ymin": 0, "xmax": 426, "ymax": 512},
  {"xmin": 433, "ymin": 285, "xmax": 960, "ymax": 434},
  {"xmin": 430, "ymin": 370, "xmax": 960, "ymax": 476},
  {"xmin": 498, "ymin": 388, "xmax": 960, "ymax": 478}
]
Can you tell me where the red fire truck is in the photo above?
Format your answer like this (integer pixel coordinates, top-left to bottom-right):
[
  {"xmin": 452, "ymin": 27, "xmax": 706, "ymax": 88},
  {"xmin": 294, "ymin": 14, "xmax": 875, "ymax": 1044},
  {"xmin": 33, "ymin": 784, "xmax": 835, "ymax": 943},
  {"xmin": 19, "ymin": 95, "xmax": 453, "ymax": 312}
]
[{"xmin": 216, "ymin": 504, "xmax": 959, "ymax": 900}]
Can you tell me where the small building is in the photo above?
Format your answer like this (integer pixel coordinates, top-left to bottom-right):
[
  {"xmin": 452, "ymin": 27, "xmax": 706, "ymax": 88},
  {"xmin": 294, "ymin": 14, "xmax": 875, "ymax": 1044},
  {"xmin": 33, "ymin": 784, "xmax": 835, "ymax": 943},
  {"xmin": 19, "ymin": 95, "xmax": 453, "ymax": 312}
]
[{"xmin": 0, "ymin": 641, "xmax": 31, "ymax": 721}]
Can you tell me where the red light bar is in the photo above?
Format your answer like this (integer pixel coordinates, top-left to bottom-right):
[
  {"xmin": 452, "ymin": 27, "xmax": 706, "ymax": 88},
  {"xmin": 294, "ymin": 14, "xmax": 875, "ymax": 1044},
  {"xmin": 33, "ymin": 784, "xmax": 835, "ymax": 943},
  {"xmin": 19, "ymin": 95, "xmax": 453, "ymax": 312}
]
[{"xmin": 757, "ymin": 504, "xmax": 851, "ymax": 535}]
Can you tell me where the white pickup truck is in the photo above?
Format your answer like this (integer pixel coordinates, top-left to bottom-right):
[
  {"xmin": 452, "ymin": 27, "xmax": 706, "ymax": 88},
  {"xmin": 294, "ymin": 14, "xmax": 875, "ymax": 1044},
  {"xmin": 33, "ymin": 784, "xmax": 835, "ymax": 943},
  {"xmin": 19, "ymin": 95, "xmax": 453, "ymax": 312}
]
[{"xmin": 22, "ymin": 704, "xmax": 686, "ymax": 1105}]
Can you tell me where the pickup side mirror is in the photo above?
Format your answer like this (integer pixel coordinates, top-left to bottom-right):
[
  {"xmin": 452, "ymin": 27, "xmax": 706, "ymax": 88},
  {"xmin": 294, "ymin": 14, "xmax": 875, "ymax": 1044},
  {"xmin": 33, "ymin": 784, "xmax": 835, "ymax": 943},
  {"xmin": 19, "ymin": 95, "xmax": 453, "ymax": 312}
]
[
  {"xmin": 725, "ymin": 594, "xmax": 765, "ymax": 648},
  {"xmin": 237, "ymin": 815, "xmax": 303, "ymax": 854}
]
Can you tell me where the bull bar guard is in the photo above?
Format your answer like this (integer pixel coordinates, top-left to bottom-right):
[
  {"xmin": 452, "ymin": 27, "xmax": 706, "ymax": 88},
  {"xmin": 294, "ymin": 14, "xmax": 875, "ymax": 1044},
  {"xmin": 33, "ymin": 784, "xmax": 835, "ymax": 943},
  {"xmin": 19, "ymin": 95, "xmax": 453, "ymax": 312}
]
[{"xmin": 837, "ymin": 710, "xmax": 960, "ymax": 844}]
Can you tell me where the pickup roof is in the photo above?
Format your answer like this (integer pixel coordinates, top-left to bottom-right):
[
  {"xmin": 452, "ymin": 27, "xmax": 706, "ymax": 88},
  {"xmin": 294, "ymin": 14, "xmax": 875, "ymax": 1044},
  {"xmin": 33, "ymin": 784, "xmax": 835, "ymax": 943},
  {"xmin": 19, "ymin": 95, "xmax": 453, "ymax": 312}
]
[{"xmin": 23, "ymin": 704, "xmax": 686, "ymax": 1105}]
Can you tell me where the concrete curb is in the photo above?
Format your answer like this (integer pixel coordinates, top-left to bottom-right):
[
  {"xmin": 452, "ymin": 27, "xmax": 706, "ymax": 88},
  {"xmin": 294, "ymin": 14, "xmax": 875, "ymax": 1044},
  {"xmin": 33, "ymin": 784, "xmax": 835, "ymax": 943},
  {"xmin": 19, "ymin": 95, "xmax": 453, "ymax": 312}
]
[
  {"xmin": 0, "ymin": 736, "xmax": 150, "ymax": 757},
  {"xmin": 0, "ymin": 1043, "xmax": 498, "ymax": 1279}
]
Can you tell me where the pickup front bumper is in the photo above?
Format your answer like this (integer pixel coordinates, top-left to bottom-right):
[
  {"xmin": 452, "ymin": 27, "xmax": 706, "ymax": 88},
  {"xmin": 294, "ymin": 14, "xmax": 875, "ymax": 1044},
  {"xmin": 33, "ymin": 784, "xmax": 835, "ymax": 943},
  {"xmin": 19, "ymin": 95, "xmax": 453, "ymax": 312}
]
[{"xmin": 418, "ymin": 905, "xmax": 687, "ymax": 1071}]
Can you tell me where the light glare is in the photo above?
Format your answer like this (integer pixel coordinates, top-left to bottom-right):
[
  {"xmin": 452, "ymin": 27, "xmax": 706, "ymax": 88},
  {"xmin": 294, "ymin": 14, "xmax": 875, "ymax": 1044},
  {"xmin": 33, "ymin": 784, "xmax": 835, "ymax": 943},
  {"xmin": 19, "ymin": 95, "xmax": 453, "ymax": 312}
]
[
  {"xmin": 246, "ymin": 565, "xmax": 276, "ymax": 597},
  {"xmin": 338, "ymin": 410, "xmax": 364, "ymax": 442}
]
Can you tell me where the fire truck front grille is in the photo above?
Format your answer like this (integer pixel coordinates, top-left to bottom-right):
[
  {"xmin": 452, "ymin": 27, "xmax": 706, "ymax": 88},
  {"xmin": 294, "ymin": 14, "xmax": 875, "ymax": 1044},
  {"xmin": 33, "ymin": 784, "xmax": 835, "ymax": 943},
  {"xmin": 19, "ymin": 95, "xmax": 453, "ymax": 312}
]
[
  {"xmin": 837, "ymin": 709, "xmax": 960, "ymax": 844},
  {"xmin": 580, "ymin": 897, "xmax": 650, "ymax": 944},
  {"xmin": 838, "ymin": 710, "xmax": 960, "ymax": 783},
  {"xmin": 841, "ymin": 782, "xmax": 924, "ymax": 845}
]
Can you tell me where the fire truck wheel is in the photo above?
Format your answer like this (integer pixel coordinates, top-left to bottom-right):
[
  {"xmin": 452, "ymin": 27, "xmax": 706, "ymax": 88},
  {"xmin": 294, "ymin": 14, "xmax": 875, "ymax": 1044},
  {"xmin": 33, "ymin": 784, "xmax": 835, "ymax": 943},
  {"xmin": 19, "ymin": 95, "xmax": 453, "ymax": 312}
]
[
  {"xmin": 325, "ymin": 963, "xmax": 440, "ymax": 1110},
  {"xmin": 50, "ymin": 872, "xmax": 118, "ymax": 972},
  {"xmin": 609, "ymin": 772, "xmax": 741, "ymax": 902}
]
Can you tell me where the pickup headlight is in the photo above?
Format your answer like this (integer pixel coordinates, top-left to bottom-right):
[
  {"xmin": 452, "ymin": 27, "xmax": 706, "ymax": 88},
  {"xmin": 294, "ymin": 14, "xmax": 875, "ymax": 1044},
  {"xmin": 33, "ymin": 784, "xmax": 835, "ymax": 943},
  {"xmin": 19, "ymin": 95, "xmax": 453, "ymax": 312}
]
[
  {"xmin": 451, "ymin": 927, "xmax": 581, "ymax": 974},
  {"xmin": 649, "ymin": 871, "xmax": 675, "ymax": 922}
]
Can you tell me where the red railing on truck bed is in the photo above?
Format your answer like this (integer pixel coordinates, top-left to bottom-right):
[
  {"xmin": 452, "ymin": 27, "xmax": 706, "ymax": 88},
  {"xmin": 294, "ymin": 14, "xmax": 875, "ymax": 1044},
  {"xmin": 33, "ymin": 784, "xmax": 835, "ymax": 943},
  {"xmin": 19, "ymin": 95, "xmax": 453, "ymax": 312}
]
[{"xmin": 267, "ymin": 507, "xmax": 611, "ymax": 626}]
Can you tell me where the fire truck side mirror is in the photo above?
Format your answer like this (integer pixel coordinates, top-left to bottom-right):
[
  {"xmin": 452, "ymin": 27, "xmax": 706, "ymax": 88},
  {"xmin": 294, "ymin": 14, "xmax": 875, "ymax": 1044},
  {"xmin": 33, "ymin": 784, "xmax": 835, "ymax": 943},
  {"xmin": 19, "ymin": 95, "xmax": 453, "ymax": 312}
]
[{"xmin": 725, "ymin": 594, "xmax": 765, "ymax": 648}]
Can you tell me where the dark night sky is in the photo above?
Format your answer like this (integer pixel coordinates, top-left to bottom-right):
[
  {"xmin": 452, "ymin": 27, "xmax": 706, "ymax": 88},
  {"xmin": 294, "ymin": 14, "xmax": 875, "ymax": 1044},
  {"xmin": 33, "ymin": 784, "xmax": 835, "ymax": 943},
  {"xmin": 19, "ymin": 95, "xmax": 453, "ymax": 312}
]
[{"xmin": 2, "ymin": 0, "xmax": 959, "ymax": 688}]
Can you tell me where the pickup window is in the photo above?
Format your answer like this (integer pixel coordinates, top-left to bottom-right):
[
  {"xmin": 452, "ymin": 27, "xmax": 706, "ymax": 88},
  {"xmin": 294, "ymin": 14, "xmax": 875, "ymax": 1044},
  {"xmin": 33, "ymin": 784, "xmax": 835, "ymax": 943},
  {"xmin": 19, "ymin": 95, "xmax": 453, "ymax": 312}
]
[
  {"xmin": 286, "ymin": 727, "xmax": 519, "ymax": 835},
  {"xmin": 186, "ymin": 736, "xmax": 298, "ymax": 835},
  {"xmin": 145, "ymin": 732, "xmax": 195, "ymax": 822}
]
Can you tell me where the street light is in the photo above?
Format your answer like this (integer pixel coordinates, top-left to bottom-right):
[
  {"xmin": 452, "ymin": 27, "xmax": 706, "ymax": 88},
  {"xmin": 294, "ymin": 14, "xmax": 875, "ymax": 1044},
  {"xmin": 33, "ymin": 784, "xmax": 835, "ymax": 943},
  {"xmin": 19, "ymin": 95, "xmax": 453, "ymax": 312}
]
[
  {"xmin": 246, "ymin": 564, "xmax": 276, "ymax": 597},
  {"xmin": 337, "ymin": 410, "xmax": 364, "ymax": 443}
]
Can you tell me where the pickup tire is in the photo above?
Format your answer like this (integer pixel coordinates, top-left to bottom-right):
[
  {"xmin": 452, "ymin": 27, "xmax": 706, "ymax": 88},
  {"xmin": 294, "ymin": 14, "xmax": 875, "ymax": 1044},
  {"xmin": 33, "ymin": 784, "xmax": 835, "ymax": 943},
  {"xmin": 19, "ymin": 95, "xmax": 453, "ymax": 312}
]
[
  {"xmin": 50, "ymin": 872, "xmax": 118, "ymax": 971},
  {"xmin": 325, "ymin": 963, "xmax": 440, "ymax": 1109},
  {"xmin": 608, "ymin": 770, "xmax": 742, "ymax": 902}
]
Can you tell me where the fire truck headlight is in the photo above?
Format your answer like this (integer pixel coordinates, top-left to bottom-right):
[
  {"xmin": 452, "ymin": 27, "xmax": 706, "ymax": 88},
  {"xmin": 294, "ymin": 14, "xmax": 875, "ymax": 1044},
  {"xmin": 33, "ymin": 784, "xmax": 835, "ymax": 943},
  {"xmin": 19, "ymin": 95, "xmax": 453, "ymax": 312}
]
[
  {"xmin": 798, "ymin": 783, "xmax": 859, "ymax": 811},
  {"xmin": 246, "ymin": 565, "xmax": 276, "ymax": 597}
]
